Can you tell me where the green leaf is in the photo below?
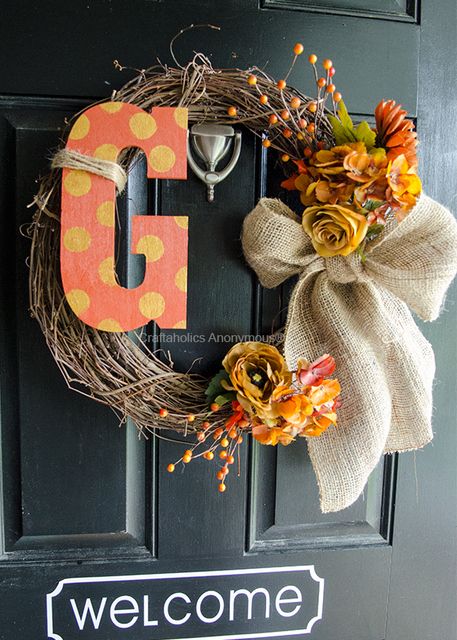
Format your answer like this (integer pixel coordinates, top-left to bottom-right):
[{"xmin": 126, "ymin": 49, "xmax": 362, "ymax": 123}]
[
  {"xmin": 337, "ymin": 100, "xmax": 353, "ymax": 129},
  {"xmin": 213, "ymin": 393, "xmax": 236, "ymax": 408},
  {"xmin": 205, "ymin": 369, "xmax": 231, "ymax": 403},
  {"xmin": 354, "ymin": 120, "xmax": 376, "ymax": 149},
  {"xmin": 328, "ymin": 115, "xmax": 357, "ymax": 145},
  {"xmin": 366, "ymin": 223, "xmax": 385, "ymax": 241},
  {"xmin": 355, "ymin": 244, "xmax": 367, "ymax": 264},
  {"xmin": 364, "ymin": 198, "xmax": 384, "ymax": 212}
]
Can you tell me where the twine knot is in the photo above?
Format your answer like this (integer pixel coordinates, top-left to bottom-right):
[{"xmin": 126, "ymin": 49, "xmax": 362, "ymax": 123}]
[{"xmin": 51, "ymin": 149, "xmax": 127, "ymax": 193}]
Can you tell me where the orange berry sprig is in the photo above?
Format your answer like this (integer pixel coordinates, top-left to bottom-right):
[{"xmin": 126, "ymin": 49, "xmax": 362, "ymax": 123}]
[{"xmin": 166, "ymin": 401, "xmax": 247, "ymax": 493}]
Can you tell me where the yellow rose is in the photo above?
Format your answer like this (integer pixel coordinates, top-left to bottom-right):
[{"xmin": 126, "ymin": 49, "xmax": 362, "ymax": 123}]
[
  {"xmin": 302, "ymin": 203, "xmax": 369, "ymax": 257},
  {"xmin": 222, "ymin": 342, "xmax": 291, "ymax": 419}
]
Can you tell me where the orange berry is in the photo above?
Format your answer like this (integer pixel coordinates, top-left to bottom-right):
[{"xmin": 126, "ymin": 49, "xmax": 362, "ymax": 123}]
[
  {"xmin": 306, "ymin": 123, "xmax": 315, "ymax": 134},
  {"xmin": 219, "ymin": 450, "xmax": 228, "ymax": 459},
  {"xmin": 247, "ymin": 74, "xmax": 257, "ymax": 85},
  {"xmin": 187, "ymin": 414, "xmax": 195, "ymax": 422},
  {"xmin": 262, "ymin": 139, "xmax": 271, "ymax": 148},
  {"xmin": 159, "ymin": 408, "xmax": 168, "ymax": 417},
  {"xmin": 205, "ymin": 451, "xmax": 214, "ymax": 461},
  {"xmin": 227, "ymin": 455, "xmax": 235, "ymax": 465},
  {"xmin": 317, "ymin": 141, "xmax": 326, "ymax": 149},
  {"xmin": 282, "ymin": 129, "xmax": 292, "ymax": 139},
  {"xmin": 259, "ymin": 94, "xmax": 268, "ymax": 105},
  {"xmin": 227, "ymin": 106, "xmax": 237, "ymax": 117},
  {"xmin": 269, "ymin": 114, "xmax": 278, "ymax": 125},
  {"xmin": 308, "ymin": 101, "xmax": 318, "ymax": 113},
  {"xmin": 202, "ymin": 421, "xmax": 211, "ymax": 430},
  {"xmin": 218, "ymin": 483, "xmax": 226, "ymax": 493},
  {"xmin": 293, "ymin": 43, "xmax": 304, "ymax": 55},
  {"xmin": 222, "ymin": 465, "xmax": 229, "ymax": 475},
  {"xmin": 182, "ymin": 454, "xmax": 192, "ymax": 464},
  {"xmin": 317, "ymin": 77, "xmax": 326, "ymax": 88},
  {"xmin": 220, "ymin": 438, "xmax": 229, "ymax": 448},
  {"xmin": 210, "ymin": 403, "xmax": 220, "ymax": 412},
  {"xmin": 167, "ymin": 463, "xmax": 175, "ymax": 473},
  {"xmin": 308, "ymin": 54, "xmax": 317, "ymax": 64},
  {"xmin": 281, "ymin": 154, "xmax": 290, "ymax": 162},
  {"xmin": 290, "ymin": 97, "xmax": 301, "ymax": 109},
  {"xmin": 197, "ymin": 431, "xmax": 206, "ymax": 442},
  {"xmin": 237, "ymin": 436, "xmax": 243, "ymax": 444},
  {"xmin": 184, "ymin": 449, "xmax": 193, "ymax": 457},
  {"xmin": 280, "ymin": 109, "xmax": 290, "ymax": 121},
  {"xmin": 215, "ymin": 427, "xmax": 223, "ymax": 437},
  {"xmin": 298, "ymin": 118, "xmax": 307, "ymax": 129},
  {"xmin": 322, "ymin": 58, "xmax": 333, "ymax": 70},
  {"xmin": 328, "ymin": 66, "xmax": 336, "ymax": 77},
  {"xmin": 326, "ymin": 83, "xmax": 336, "ymax": 94},
  {"xmin": 277, "ymin": 79, "xmax": 286, "ymax": 90},
  {"xmin": 297, "ymin": 132, "xmax": 304, "ymax": 140},
  {"xmin": 304, "ymin": 147, "xmax": 313, "ymax": 158},
  {"xmin": 334, "ymin": 91, "xmax": 342, "ymax": 103},
  {"xmin": 229, "ymin": 429, "xmax": 237, "ymax": 439},
  {"xmin": 217, "ymin": 470, "xmax": 225, "ymax": 481},
  {"xmin": 238, "ymin": 418, "xmax": 249, "ymax": 428}
]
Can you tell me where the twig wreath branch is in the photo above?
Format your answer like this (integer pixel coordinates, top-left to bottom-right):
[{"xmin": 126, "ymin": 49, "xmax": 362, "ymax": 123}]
[{"xmin": 27, "ymin": 53, "xmax": 331, "ymax": 437}]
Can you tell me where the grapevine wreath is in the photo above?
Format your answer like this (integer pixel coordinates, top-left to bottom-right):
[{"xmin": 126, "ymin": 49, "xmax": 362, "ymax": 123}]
[{"xmin": 28, "ymin": 43, "xmax": 457, "ymax": 512}]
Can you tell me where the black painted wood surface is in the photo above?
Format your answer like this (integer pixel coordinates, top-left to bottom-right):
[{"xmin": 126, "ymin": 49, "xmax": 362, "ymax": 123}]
[{"xmin": 0, "ymin": 2, "xmax": 455, "ymax": 640}]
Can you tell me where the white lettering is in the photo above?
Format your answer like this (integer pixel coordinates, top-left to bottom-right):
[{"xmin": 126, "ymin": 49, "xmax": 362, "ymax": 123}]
[
  {"xmin": 70, "ymin": 597, "xmax": 107, "ymax": 630},
  {"xmin": 275, "ymin": 585, "xmax": 302, "ymax": 618},
  {"xmin": 143, "ymin": 595, "xmax": 159, "ymax": 627},
  {"xmin": 163, "ymin": 592, "xmax": 191, "ymax": 625},
  {"xmin": 229, "ymin": 588, "xmax": 270, "ymax": 621},
  {"xmin": 109, "ymin": 595, "xmax": 139, "ymax": 629},
  {"xmin": 196, "ymin": 590, "xmax": 224, "ymax": 624}
]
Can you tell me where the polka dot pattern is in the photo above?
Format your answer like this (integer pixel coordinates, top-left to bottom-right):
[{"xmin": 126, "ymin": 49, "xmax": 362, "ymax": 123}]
[
  {"xmin": 64, "ymin": 227, "xmax": 91, "ymax": 253},
  {"xmin": 129, "ymin": 113, "xmax": 157, "ymax": 139},
  {"xmin": 139, "ymin": 292, "xmax": 166, "ymax": 320},
  {"xmin": 149, "ymin": 145, "xmax": 176, "ymax": 173},
  {"xmin": 94, "ymin": 144, "xmax": 119, "ymax": 161},
  {"xmin": 64, "ymin": 170, "xmax": 92, "ymax": 197},
  {"xmin": 136, "ymin": 235, "xmax": 164, "ymax": 262},
  {"xmin": 61, "ymin": 102, "xmax": 188, "ymax": 332},
  {"xmin": 66, "ymin": 289, "xmax": 90, "ymax": 315}
]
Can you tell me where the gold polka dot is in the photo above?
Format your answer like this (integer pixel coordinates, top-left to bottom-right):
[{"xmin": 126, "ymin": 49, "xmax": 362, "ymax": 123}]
[
  {"xmin": 98, "ymin": 257, "xmax": 117, "ymax": 287},
  {"xmin": 63, "ymin": 227, "xmax": 91, "ymax": 252},
  {"xmin": 139, "ymin": 292, "xmax": 165, "ymax": 320},
  {"xmin": 173, "ymin": 320, "xmax": 187, "ymax": 329},
  {"xmin": 173, "ymin": 108, "xmax": 188, "ymax": 129},
  {"xmin": 149, "ymin": 145, "xmax": 176, "ymax": 173},
  {"xmin": 175, "ymin": 266, "xmax": 187, "ymax": 292},
  {"xmin": 100, "ymin": 102, "xmax": 124, "ymax": 113},
  {"xmin": 94, "ymin": 144, "xmax": 119, "ymax": 161},
  {"xmin": 129, "ymin": 113, "xmax": 157, "ymax": 139},
  {"xmin": 64, "ymin": 170, "xmax": 92, "ymax": 197},
  {"xmin": 96, "ymin": 201, "xmax": 115, "ymax": 227},
  {"xmin": 97, "ymin": 318, "xmax": 123, "ymax": 332},
  {"xmin": 69, "ymin": 114, "xmax": 90, "ymax": 140},
  {"xmin": 66, "ymin": 289, "xmax": 90, "ymax": 315},
  {"xmin": 136, "ymin": 235, "xmax": 164, "ymax": 262},
  {"xmin": 174, "ymin": 216, "xmax": 188, "ymax": 229}
]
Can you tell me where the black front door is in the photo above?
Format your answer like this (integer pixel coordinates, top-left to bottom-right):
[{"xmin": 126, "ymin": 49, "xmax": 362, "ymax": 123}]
[{"xmin": 0, "ymin": 2, "xmax": 455, "ymax": 639}]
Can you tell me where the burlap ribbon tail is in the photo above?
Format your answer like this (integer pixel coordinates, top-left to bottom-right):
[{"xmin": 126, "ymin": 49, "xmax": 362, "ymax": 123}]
[{"xmin": 242, "ymin": 194, "xmax": 457, "ymax": 512}]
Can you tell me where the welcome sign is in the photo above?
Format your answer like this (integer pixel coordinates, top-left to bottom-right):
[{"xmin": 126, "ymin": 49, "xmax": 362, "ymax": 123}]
[{"xmin": 46, "ymin": 566, "xmax": 324, "ymax": 639}]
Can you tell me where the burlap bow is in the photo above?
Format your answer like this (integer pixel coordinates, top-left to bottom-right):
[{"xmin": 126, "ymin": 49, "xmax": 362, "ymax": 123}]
[{"xmin": 242, "ymin": 194, "xmax": 457, "ymax": 512}]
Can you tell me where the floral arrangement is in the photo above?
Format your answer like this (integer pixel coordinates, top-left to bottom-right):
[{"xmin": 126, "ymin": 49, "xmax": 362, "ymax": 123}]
[
  {"xmin": 226, "ymin": 47, "xmax": 422, "ymax": 259},
  {"xmin": 167, "ymin": 342, "xmax": 340, "ymax": 492}
]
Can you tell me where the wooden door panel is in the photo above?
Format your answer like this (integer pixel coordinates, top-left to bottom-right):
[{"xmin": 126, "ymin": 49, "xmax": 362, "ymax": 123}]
[
  {"xmin": 0, "ymin": 2, "xmax": 455, "ymax": 639},
  {"xmin": 0, "ymin": 105, "xmax": 152, "ymax": 556}
]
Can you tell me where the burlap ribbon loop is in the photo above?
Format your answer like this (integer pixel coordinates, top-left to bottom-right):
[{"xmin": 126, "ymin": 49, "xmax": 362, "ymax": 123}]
[{"xmin": 242, "ymin": 194, "xmax": 457, "ymax": 512}]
